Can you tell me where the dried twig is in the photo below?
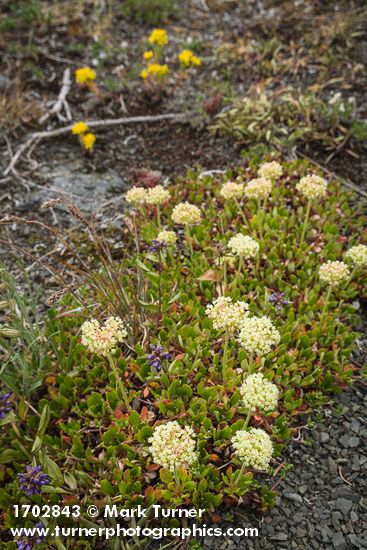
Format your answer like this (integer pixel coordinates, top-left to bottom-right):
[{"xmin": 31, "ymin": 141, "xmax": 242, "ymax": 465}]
[
  {"xmin": 3, "ymin": 113, "xmax": 184, "ymax": 176},
  {"xmin": 38, "ymin": 68, "xmax": 72, "ymax": 124}
]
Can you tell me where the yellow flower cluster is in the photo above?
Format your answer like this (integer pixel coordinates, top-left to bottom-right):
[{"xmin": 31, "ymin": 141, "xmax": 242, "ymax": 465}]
[
  {"xmin": 75, "ymin": 66, "xmax": 96, "ymax": 85},
  {"xmin": 345, "ymin": 244, "xmax": 367, "ymax": 268},
  {"xmin": 125, "ymin": 187, "xmax": 147, "ymax": 205},
  {"xmin": 71, "ymin": 121, "xmax": 96, "ymax": 151},
  {"xmin": 220, "ymin": 181, "xmax": 243, "ymax": 200},
  {"xmin": 258, "ymin": 161, "xmax": 283, "ymax": 180},
  {"xmin": 81, "ymin": 317, "xmax": 127, "ymax": 357},
  {"xmin": 240, "ymin": 373, "xmax": 279, "ymax": 413},
  {"xmin": 81, "ymin": 133, "xmax": 96, "ymax": 151},
  {"xmin": 148, "ymin": 421, "xmax": 197, "ymax": 472},
  {"xmin": 178, "ymin": 49, "xmax": 201, "ymax": 67},
  {"xmin": 205, "ymin": 296, "xmax": 249, "ymax": 333},
  {"xmin": 244, "ymin": 177, "xmax": 272, "ymax": 201},
  {"xmin": 146, "ymin": 185, "xmax": 170, "ymax": 205},
  {"xmin": 231, "ymin": 428, "xmax": 273, "ymax": 471},
  {"xmin": 171, "ymin": 202, "xmax": 202, "ymax": 225},
  {"xmin": 71, "ymin": 121, "xmax": 88, "ymax": 135},
  {"xmin": 141, "ymin": 64, "xmax": 169, "ymax": 80},
  {"xmin": 296, "ymin": 174, "xmax": 328, "ymax": 201},
  {"xmin": 157, "ymin": 230, "xmax": 177, "ymax": 245},
  {"xmin": 143, "ymin": 50, "xmax": 154, "ymax": 61},
  {"xmin": 149, "ymin": 28, "xmax": 168, "ymax": 47},
  {"xmin": 319, "ymin": 261, "xmax": 350, "ymax": 287},
  {"xmin": 227, "ymin": 234, "xmax": 259, "ymax": 258},
  {"xmin": 237, "ymin": 316, "xmax": 280, "ymax": 356}
]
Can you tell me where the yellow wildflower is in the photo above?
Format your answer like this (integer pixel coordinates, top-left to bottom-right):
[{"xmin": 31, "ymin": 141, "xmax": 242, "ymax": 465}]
[
  {"xmin": 140, "ymin": 69, "xmax": 149, "ymax": 79},
  {"xmin": 143, "ymin": 50, "xmax": 154, "ymax": 60},
  {"xmin": 147, "ymin": 63, "xmax": 169, "ymax": 77},
  {"xmin": 148, "ymin": 29, "xmax": 168, "ymax": 47},
  {"xmin": 75, "ymin": 67, "xmax": 96, "ymax": 84},
  {"xmin": 178, "ymin": 50, "xmax": 201, "ymax": 67},
  {"xmin": 191, "ymin": 55, "xmax": 201, "ymax": 66},
  {"xmin": 81, "ymin": 132, "xmax": 96, "ymax": 151},
  {"xmin": 71, "ymin": 121, "xmax": 88, "ymax": 135}
]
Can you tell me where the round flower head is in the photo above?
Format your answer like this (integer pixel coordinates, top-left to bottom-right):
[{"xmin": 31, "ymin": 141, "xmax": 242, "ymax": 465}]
[
  {"xmin": 205, "ymin": 296, "xmax": 249, "ymax": 333},
  {"xmin": 345, "ymin": 244, "xmax": 367, "ymax": 268},
  {"xmin": 296, "ymin": 174, "xmax": 327, "ymax": 201},
  {"xmin": 319, "ymin": 261, "xmax": 350, "ymax": 287},
  {"xmin": 244, "ymin": 177, "xmax": 272, "ymax": 200},
  {"xmin": 157, "ymin": 230, "xmax": 177, "ymax": 246},
  {"xmin": 125, "ymin": 187, "xmax": 147, "ymax": 205},
  {"xmin": 16, "ymin": 521, "xmax": 45, "ymax": 549},
  {"xmin": 227, "ymin": 234, "xmax": 259, "ymax": 258},
  {"xmin": 143, "ymin": 50, "xmax": 154, "ymax": 60},
  {"xmin": 81, "ymin": 316, "xmax": 127, "ymax": 356},
  {"xmin": 17, "ymin": 465, "xmax": 50, "ymax": 496},
  {"xmin": 258, "ymin": 161, "xmax": 282, "ymax": 180},
  {"xmin": 149, "ymin": 28, "xmax": 168, "ymax": 46},
  {"xmin": 237, "ymin": 316, "xmax": 280, "ymax": 356},
  {"xmin": 240, "ymin": 373, "xmax": 279, "ymax": 413},
  {"xmin": 81, "ymin": 133, "xmax": 96, "ymax": 151},
  {"xmin": 146, "ymin": 185, "xmax": 170, "ymax": 205},
  {"xmin": 178, "ymin": 49, "xmax": 201, "ymax": 67},
  {"xmin": 171, "ymin": 202, "xmax": 202, "ymax": 225},
  {"xmin": 220, "ymin": 181, "xmax": 244, "ymax": 200},
  {"xmin": 71, "ymin": 121, "xmax": 88, "ymax": 135},
  {"xmin": 148, "ymin": 421, "xmax": 197, "ymax": 472},
  {"xmin": 75, "ymin": 66, "xmax": 96, "ymax": 84},
  {"xmin": 231, "ymin": 428, "xmax": 273, "ymax": 471}
]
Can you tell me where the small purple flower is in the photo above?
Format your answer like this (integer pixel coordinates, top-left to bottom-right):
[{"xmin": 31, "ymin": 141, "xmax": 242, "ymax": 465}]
[
  {"xmin": 269, "ymin": 291, "xmax": 290, "ymax": 311},
  {"xmin": 16, "ymin": 522, "xmax": 45, "ymax": 550},
  {"xmin": 148, "ymin": 240, "xmax": 168, "ymax": 254},
  {"xmin": 0, "ymin": 393, "xmax": 12, "ymax": 419},
  {"xmin": 147, "ymin": 344, "xmax": 172, "ymax": 371},
  {"xmin": 17, "ymin": 465, "xmax": 50, "ymax": 496}
]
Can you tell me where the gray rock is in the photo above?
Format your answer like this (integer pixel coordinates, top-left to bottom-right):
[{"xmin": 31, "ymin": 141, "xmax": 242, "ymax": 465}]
[
  {"xmin": 283, "ymin": 492, "xmax": 303, "ymax": 504},
  {"xmin": 332, "ymin": 532, "xmax": 348, "ymax": 550}
]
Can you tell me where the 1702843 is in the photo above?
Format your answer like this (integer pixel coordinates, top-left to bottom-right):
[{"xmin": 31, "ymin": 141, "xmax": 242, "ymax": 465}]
[{"xmin": 13, "ymin": 504, "xmax": 81, "ymax": 518}]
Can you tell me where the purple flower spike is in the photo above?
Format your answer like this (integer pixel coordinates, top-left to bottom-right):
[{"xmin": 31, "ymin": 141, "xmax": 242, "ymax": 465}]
[
  {"xmin": 0, "ymin": 393, "xmax": 12, "ymax": 419},
  {"xmin": 16, "ymin": 521, "xmax": 45, "ymax": 549},
  {"xmin": 148, "ymin": 240, "xmax": 168, "ymax": 253},
  {"xmin": 147, "ymin": 344, "xmax": 172, "ymax": 371},
  {"xmin": 269, "ymin": 291, "xmax": 291, "ymax": 311},
  {"xmin": 17, "ymin": 465, "xmax": 50, "ymax": 496}
]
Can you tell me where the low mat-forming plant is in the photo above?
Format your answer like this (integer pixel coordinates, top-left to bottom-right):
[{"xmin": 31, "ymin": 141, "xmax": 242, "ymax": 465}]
[{"xmin": 0, "ymin": 157, "xmax": 366, "ymax": 548}]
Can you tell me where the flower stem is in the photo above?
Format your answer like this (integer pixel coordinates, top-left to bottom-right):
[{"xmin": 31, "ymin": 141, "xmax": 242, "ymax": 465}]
[
  {"xmin": 234, "ymin": 198, "xmax": 248, "ymax": 227},
  {"xmin": 234, "ymin": 460, "xmax": 247, "ymax": 488},
  {"xmin": 244, "ymin": 411, "xmax": 252, "ymax": 428},
  {"xmin": 300, "ymin": 200, "xmax": 311, "ymax": 246},
  {"xmin": 107, "ymin": 353, "xmax": 131, "ymax": 411},
  {"xmin": 156, "ymin": 205, "xmax": 161, "ymax": 230},
  {"xmin": 185, "ymin": 225, "xmax": 194, "ymax": 256},
  {"xmin": 321, "ymin": 286, "xmax": 332, "ymax": 318}
]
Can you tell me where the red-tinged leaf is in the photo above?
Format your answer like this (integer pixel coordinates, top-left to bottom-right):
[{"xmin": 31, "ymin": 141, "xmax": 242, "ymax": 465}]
[
  {"xmin": 209, "ymin": 454, "xmax": 221, "ymax": 462},
  {"xmin": 140, "ymin": 406, "xmax": 150, "ymax": 421},
  {"xmin": 147, "ymin": 463, "xmax": 161, "ymax": 471},
  {"xmin": 175, "ymin": 353, "xmax": 184, "ymax": 361},
  {"xmin": 114, "ymin": 409, "xmax": 124, "ymax": 419},
  {"xmin": 143, "ymin": 387, "xmax": 150, "ymax": 398}
]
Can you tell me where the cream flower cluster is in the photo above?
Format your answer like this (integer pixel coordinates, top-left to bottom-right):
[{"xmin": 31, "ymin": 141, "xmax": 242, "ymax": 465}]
[
  {"xmin": 227, "ymin": 234, "xmax": 259, "ymax": 258},
  {"xmin": 237, "ymin": 316, "xmax": 280, "ymax": 356},
  {"xmin": 171, "ymin": 202, "xmax": 202, "ymax": 225},
  {"xmin": 146, "ymin": 185, "xmax": 170, "ymax": 205},
  {"xmin": 319, "ymin": 261, "xmax": 350, "ymax": 287},
  {"xmin": 81, "ymin": 316, "xmax": 127, "ymax": 356},
  {"xmin": 258, "ymin": 161, "xmax": 282, "ymax": 180},
  {"xmin": 157, "ymin": 230, "xmax": 177, "ymax": 245},
  {"xmin": 205, "ymin": 296, "xmax": 249, "ymax": 333},
  {"xmin": 296, "ymin": 174, "xmax": 327, "ymax": 201},
  {"xmin": 125, "ymin": 187, "xmax": 147, "ymax": 205},
  {"xmin": 240, "ymin": 373, "xmax": 279, "ymax": 413},
  {"xmin": 231, "ymin": 428, "xmax": 273, "ymax": 471},
  {"xmin": 345, "ymin": 244, "xmax": 367, "ymax": 267},
  {"xmin": 244, "ymin": 177, "xmax": 272, "ymax": 200},
  {"xmin": 148, "ymin": 421, "xmax": 197, "ymax": 472},
  {"xmin": 220, "ymin": 181, "xmax": 243, "ymax": 200}
]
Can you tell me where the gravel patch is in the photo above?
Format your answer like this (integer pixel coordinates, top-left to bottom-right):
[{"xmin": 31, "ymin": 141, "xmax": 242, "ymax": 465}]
[{"xmin": 204, "ymin": 382, "xmax": 367, "ymax": 549}]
